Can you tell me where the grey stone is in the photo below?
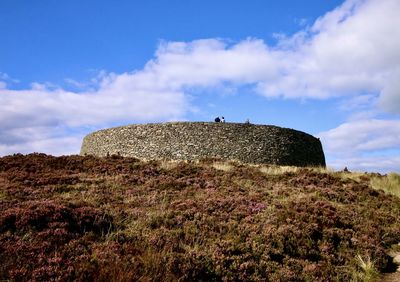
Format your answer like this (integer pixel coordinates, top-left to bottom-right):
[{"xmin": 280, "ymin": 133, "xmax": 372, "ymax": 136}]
[{"xmin": 80, "ymin": 122, "xmax": 326, "ymax": 167}]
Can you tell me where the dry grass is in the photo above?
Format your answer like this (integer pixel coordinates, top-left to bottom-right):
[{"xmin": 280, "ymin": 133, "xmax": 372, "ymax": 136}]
[
  {"xmin": 371, "ymin": 173, "xmax": 400, "ymax": 198},
  {"xmin": 259, "ymin": 165, "xmax": 299, "ymax": 175},
  {"xmin": 211, "ymin": 161, "xmax": 235, "ymax": 172},
  {"xmin": 311, "ymin": 166, "xmax": 336, "ymax": 174},
  {"xmin": 336, "ymin": 171, "xmax": 367, "ymax": 182},
  {"xmin": 159, "ymin": 160, "xmax": 181, "ymax": 170},
  {"xmin": 258, "ymin": 164, "xmax": 334, "ymax": 175},
  {"xmin": 352, "ymin": 254, "xmax": 379, "ymax": 282}
]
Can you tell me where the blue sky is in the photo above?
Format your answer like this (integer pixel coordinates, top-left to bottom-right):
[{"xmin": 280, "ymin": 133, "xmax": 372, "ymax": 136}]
[{"xmin": 1, "ymin": 0, "xmax": 399, "ymax": 172}]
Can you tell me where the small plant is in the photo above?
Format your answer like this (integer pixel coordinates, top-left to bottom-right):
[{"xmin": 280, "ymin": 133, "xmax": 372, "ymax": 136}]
[{"xmin": 352, "ymin": 254, "xmax": 379, "ymax": 282}]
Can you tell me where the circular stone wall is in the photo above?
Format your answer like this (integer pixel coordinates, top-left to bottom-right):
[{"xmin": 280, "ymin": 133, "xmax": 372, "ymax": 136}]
[{"xmin": 80, "ymin": 122, "xmax": 326, "ymax": 167}]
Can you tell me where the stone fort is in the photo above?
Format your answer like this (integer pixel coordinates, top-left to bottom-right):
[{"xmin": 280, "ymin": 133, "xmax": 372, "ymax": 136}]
[{"xmin": 80, "ymin": 122, "xmax": 326, "ymax": 167}]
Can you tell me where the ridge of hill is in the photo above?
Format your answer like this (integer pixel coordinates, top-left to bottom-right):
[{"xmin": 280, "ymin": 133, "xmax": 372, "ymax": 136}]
[{"xmin": 0, "ymin": 154, "xmax": 399, "ymax": 281}]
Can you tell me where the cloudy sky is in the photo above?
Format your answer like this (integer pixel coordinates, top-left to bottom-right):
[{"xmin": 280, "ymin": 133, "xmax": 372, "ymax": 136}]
[{"xmin": 1, "ymin": 0, "xmax": 399, "ymax": 172}]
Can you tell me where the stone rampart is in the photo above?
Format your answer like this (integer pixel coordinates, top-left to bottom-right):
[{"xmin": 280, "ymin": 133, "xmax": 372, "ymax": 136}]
[{"xmin": 80, "ymin": 122, "xmax": 326, "ymax": 167}]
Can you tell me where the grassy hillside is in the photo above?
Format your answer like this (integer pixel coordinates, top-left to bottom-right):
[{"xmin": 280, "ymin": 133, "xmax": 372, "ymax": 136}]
[{"xmin": 0, "ymin": 154, "xmax": 399, "ymax": 281}]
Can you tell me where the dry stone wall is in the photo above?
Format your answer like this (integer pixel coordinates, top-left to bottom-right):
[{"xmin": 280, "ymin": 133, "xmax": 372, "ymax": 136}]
[{"xmin": 80, "ymin": 122, "xmax": 326, "ymax": 167}]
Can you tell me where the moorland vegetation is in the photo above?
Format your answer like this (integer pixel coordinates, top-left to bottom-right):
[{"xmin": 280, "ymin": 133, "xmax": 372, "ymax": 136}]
[{"xmin": 0, "ymin": 154, "xmax": 400, "ymax": 281}]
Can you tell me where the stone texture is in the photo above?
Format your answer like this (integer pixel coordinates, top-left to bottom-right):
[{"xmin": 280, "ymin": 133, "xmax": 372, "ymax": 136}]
[
  {"xmin": 393, "ymin": 254, "xmax": 400, "ymax": 265},
  {"xmin": 80, "ymin": 122, "xmax": 326, "ymax": 167}
]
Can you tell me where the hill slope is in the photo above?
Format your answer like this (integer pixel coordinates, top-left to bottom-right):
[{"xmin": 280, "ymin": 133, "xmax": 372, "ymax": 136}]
[{"xmin": 0, "ymin": 154, "xmax": 399, "ymax": 281}]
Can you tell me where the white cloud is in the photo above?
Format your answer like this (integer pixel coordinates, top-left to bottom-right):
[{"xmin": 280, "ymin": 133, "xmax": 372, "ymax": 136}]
[
  {"xmin": 141, "ymin": 39, "xmax": 281, "ymax": 90},
  {"xmin": 379, "ymin": 72, "xmax": 400, "ymax": 114},
  {"xmin": 0, "ymin": 72, "xmax": 10, "ymax": 80},
  {"xmin": 0, "ymin": 135, "xmax": 83, "ymax": 157},
  {"xmin": 0, "ymin": 74, "xmax": 188, "ymax": 155},
  {"xmin": 294, "ymin": 18, "xmax": 309, "ymax": 27},
  {"xmin": 339, "ymin": 95, "xmax": 377, "ymax": 112},
  {"xmin": 64, "ymin": 78, "xmax": 88, "ymax": 89},
  {"xmin": 0, "ymin": 126, "xmax": 83, "ymax": 156},
  {"xmin": 319, "ymin": 119, "xmax": 400, "ymax": 172},
  {"xmin": 0, "ymin": 72, "xmax": 10, "ymax": 89},
  {"xmin": 0, "ymin": 81, "xmax": 187, "ymax": 128},
  {"xmin": 0, "ymin": 72, "xmax": 19, "ymax": 84},
  {"xmin": 94, "ymin": 0, "xmax": 400, "ymax": 106},
  {"xmin": 319, "ymin": 119, "xmax": 400, "ymax": 155},
  {"xmin": 327, "ymin": 156, "xmax": 400, "ymax": 173},
  {"xmin": 258, "ymin": 0, "xmax": 400, "ymax": 105}
]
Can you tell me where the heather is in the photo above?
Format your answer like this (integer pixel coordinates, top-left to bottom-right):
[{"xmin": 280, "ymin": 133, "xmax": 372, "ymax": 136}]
[{"xmin": 0, "ymin": 154, "xmax": 399, "ymax": 281}]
